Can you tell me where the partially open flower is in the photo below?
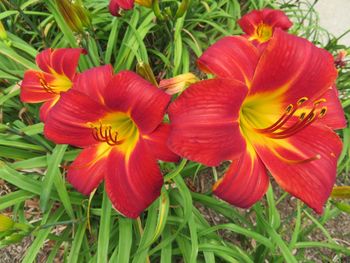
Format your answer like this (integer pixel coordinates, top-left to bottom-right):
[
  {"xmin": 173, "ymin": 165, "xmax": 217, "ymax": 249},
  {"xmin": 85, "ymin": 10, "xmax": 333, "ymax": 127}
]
[
  {"xmin": 238, "ymin": 9, "xmax": 292, "ymax": 44},
  {"xmin": 335, "ymin": 50, "xmax": 347, "ymax": 68},
  {"xmin": 109, "ymin": 0, "xmax": 152, "ymax": 16}
]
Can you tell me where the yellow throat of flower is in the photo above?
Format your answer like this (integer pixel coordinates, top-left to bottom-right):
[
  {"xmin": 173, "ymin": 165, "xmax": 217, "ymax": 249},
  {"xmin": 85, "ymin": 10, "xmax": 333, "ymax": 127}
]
[
  {"xmin": 252, "ymin": 23, "xmax": 273, "ymax": 43},
  {"xmin": 88, "ymin": 112, "xmax": 139, "ymax": 158}
]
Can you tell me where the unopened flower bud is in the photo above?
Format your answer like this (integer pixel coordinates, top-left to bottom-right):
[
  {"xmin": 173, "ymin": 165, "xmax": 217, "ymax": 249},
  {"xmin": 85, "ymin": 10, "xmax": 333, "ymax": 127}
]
[
  {"xmin": 0, "ymin": 215, "xmax": 14, "ymax": 232},
  {"xmin": 0, "ymin": 21, "xmax": 7, "ymax": 41},
  {"xmin": 159, "ymin": 73, "xmax": 198, "ymax": 95},
  {"xmin": 56, "ymin": 0, "xmax": 91, "ymax": 33},
  {"xmin": 136, "ymin": 62, "xmax": 158, "ymax": 86}
]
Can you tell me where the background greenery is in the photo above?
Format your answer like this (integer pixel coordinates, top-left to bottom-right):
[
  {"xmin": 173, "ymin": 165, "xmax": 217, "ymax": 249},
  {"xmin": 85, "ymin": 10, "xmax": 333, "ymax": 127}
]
[{"xmin": 0, "ymin": 0, "xmax": 349, "ymax": 262}]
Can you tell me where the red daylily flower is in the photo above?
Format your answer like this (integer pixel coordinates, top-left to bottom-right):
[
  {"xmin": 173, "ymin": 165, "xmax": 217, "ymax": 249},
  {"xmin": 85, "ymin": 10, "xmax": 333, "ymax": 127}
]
[
  {"xmin": 169, "ymin": 29, "xmax": 346, "ymax": 213},
  {"xmin": 20, "ymin": 48, "xmax": 85, "ymax": 121},
  {"xmin": 44, "ymin": 65, "xmax": 178, "ymax": 218},
  {"xmin": 238, "ymin": 9, "xmax": 292, "ymax": 44},
  {"xmin": 109, "ymin": 0, "xmax": 152, "ymax": 16}
]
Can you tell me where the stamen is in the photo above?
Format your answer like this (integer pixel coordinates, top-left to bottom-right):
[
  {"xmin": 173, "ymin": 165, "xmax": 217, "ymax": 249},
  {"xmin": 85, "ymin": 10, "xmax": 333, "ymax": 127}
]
[
  {"xmin": 254, "ymin": 96, "xmax": 327, "ymax": 139},
  {"xmin": 38, "ymin": 74, "xmax": 57, "ymax": 94},
  {"xmin": 90, "ymin": 122, "xmax": 124, "ymax": 146},
  {"xmin": 272, "ymin": 148, "xmax": 321, "ymax": 164},
  {"xmin": 255, "ymin": 104, "xmax": 296, "ymax": 133}
]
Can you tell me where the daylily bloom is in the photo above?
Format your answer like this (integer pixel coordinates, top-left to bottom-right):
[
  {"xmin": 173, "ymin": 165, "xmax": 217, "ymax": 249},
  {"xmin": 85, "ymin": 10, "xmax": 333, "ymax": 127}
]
[
  {"xmin": 20, "ymin": 48, "xmax": 85, "ymax": 121},
  {"xmin": 238, "ymin": 9, "xmax": 292, "ymax": 44},
  {"xmin": 109, "ymin": 0, "xmax": 152, "ymax": 16},
  {"xmin": 168, "ymin": 29, "xmax": 346, "ymax": 213},
  {"xmin": 44, "ymin": 65, "xmax": 178, "ymax": 218}
]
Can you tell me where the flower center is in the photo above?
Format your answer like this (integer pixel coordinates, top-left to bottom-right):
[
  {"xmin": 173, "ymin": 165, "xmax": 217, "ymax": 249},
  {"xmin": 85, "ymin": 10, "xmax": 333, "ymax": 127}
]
[
  {"xmin": 37, "ymin": 72, "xmax": 72, "ymax": 94},
  {"xmin": 88, "ymin": 112, "xmax": 139, "ymax": 152},
  {"xmin": 239, "ymin": 96, "xmax": 327, "ymax": 164},
  {"xmin": 253, "ymin": 23, "xmax": 273, "ymax": 43},
  {"xmin": 91, "ymin": 121, "xmax": 124, "ymax": 146}
]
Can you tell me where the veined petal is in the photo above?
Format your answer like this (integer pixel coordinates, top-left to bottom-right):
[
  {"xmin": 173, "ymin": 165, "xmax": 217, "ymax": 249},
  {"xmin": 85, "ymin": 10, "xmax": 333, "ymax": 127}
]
[
  {"xmin": 44, "ymin": 89, "xmax": 106, "ymax": 148},
  {"xmin": 213, "ymin": 145, "xmax": 269, "ymax": 208},
  {"xmin": 250, "ymin": 29, "xmax": 337, "ymax": 104},
  {"xmin": 255, "ymin": 124, "xmax": 343, "ymax": 214},
  {"xmin": 73, "ymin": 65, "xmax": 114, "ymax": 105},
  {"xmin": 168, "ymin": 79, "xmax": 248, "ymax": 166},
  {"xmin": 20, "ymin": 70, "xmax": 57, "ymax": 103},
  {"xmin": 197, "ymin": 36, "xmax": 259, "ymax": 86},
  {"xmin": 36, "ymin": 49, "xmax": 52, "ymax": 73},
  {"xmin": 39, "ymin": 97, "xmax": 59, "ymax": 122},
  {"xmin": 67, "ymin": 144, "xmax": 110, "ymax": 195},
  {"xmin": 261, "ymin": 9, "xmax": 293, "ymax": 29},
  {"xmin": 104, "ymin": 71, "xmax": 171, "ymax": 134},
  {"xmin": 105, "ymin": 138, "xmax": 163, "ymax": 218},
  {"xmin": 143, "ymin": 124, "xmax": 179, "ymax": 162},
  {"xmin": 37, "ymin": 48, "xmax": 85, "ymax": 79}
]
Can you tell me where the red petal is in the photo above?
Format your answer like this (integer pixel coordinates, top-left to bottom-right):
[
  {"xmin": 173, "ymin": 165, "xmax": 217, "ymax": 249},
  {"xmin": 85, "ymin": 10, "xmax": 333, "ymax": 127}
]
[
  {"xmin": 36, "ymin": 49, "xmax": 52, "ymax": 73},
  {"xmin": 44, "ymin": 90, "xmax": 106, "ymax": 148},
  {"xmin": 39, "ymin": 97, "xmax": 59, "ymax": 122},
  {"xmin": 317, "ymin": 86, "xmax": 346, "ymax": 130},
  {"xmin": 213, "ymin": 146, "xmax": 269, "ymax": 208},
  {"xmin": 20, "ymin": 70, "xmax": 57, "ymax": 103},
  {"xmin": 250, "ymin": 29, "xmax": 337, "ymax": 104},
  {"xmin": 168, "ymin": 79, "xmax": 247, "ymax": 166},
  {"xmin": 104, "ymin": 71, "xmax": 170, "ymax": 134},
  {"xmin": 37, "ymin": 48, "xmax": 85, "ymax": 79},
  {"xmin": 73, "ymin": 65, "xmax": 114, "ymax": 105},
  {"xmin": 109, "ymin": 0, "xmax": 134, "ymax": 15},
  {"xmin": 238, "ymin": 9, "xmax": 292, "ymax": 36},
  {"xmin": 143, "ymin": 124, "xmax": 179, "ymax": 162},
  {"xmin": 197, "ymin": 36, "xmax": 259, "ymax": 86},
  {"xmin": 67, "ymin": 144, "xmax": 110, "ymax": 195},
  {"xmin": 255, "ymin": 124, "xmax": 343, "ymax": 214},
  {"xmin": 105, "ymin": 138, "xmax": 163, "ymax": 218}
]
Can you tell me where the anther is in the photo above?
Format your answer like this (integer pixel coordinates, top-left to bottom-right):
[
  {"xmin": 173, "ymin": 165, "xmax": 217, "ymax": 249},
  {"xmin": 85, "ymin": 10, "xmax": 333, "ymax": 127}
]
[
  {"xmin": 297, "ymin": 97, "xmax": 308, "ymax": 105},
  {"xmin": 285, "ymin": 104, "xmax": 293, "ymax": 113},
  {"xmin": 313, "ymin": 98, "xmax": 327, "ymax": 106},
  {"xmin": 319, "ymin": 107, "xmax": 327, "ymax": 118}
]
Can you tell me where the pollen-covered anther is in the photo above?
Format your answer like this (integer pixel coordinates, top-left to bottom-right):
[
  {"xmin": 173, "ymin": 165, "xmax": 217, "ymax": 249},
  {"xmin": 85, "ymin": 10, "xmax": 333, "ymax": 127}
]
[
  {"xmin": 90, "ymin": 122, "xmax": 124, "ymax": 146},
  {"xmin": 297, "ymin": 97, "xmax": 308, "ymax": 105},
  {"xmin": 319, "ymin": 107, "xmax": 327, "ymax": 118}
]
